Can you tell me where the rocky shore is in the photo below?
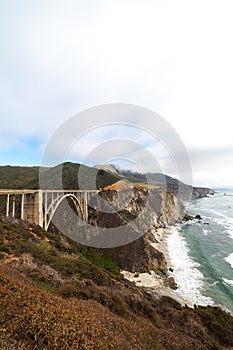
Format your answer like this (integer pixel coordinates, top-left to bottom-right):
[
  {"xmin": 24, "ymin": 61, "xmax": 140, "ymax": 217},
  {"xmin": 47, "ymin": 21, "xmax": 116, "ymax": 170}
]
[
  {"xmin": 97, "ymin": 185, "xmax": 212, "ymax": 307},
  {"xmin": 47, "ymin": 181, "xmax": 214, "ymax": 308},
  {"xmin": 121, "ymin": 227, "xmax": 192, "ymax": 307}
]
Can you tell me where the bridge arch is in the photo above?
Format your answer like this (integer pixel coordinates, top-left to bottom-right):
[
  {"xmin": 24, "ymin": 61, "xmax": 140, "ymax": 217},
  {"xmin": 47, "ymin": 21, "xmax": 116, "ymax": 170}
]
[
  {"xmin": 0, "ymin": 189, "xmax": 95, "ymax": 230},
  {"xmin": 45, "ymin": 193, "xmax": 86, "ymax": 231}
]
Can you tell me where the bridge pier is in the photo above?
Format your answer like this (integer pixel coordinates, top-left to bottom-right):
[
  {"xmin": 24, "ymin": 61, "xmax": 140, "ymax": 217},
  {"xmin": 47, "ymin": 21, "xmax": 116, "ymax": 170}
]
[
  {"xmin": 33, "ymin": 191, "xmax": 43, "ymax": 227},
  {"xmin": 21, "ymin": 193, "xmax": 25, "ymax": 220},
  {"xmin": 12, "ymin": 196, "xmax": 15, "ymax": 217},
  {"xmin": 6, "ymin": 194, "xmax": 9, "ymax": 217}
]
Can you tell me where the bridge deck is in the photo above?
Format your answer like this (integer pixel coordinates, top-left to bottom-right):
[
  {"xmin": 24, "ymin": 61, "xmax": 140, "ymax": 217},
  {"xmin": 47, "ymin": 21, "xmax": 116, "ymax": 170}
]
[{"xmin": 0, "ymin": 189, "xmax": 99, "ymax": 195}]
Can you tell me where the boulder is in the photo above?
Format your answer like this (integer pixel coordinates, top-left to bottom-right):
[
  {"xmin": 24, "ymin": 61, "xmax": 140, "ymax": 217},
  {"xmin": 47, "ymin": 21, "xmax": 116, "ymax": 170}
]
[
  {"xmin": 183, "ymin": 213, "xmax": 194, "ymax": 221},
  {"xmin": 166, "ymin": 276, "xmax": 177, "ymax": 290}
]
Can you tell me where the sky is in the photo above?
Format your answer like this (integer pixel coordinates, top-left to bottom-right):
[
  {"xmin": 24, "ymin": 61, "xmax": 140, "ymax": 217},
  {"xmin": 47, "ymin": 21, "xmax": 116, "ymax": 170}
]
[{"xmin": 0, "ymin": 0, "xmax": 233, "ymax": 187}]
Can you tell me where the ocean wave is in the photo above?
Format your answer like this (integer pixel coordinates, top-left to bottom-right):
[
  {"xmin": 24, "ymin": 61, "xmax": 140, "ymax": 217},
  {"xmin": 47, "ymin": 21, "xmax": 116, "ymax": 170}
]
[
  {"xmin": 205, "ymin": 208, "xmax": 233, "ymax": 222},
  {"xmin": 210, "ymin": 215, "xmax": 233, "ymax": 227},
  {"xmin": 226, "ymin": 229, "xmax": 233, "ymax": 240},
  {"xmin": 209, "ymin": 216, "xmax": 233, "ymax": 240},
  {"xmin": 225, "ymin": 253, "xmax": 233, "ymax": 269},
  {"xmin": 166, "ymin": 226, "xmax": 214, "ymax": 306},
  {"xmin": 203, "ymin": 229, "xmax": 210, "ymax": 236},
  {"xmin": 223, "ymin": 277, "xmax": 233, "ymax": 287},
  {"xmin": 210, "ymin": 280, "xmax": 219, "ymax": 286}
]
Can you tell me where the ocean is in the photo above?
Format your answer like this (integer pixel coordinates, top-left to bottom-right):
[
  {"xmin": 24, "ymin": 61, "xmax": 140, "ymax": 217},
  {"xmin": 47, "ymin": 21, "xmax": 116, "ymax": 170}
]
[{"xmin": 167, "ymin": 190, "xmax": 233, "ymax": 314}]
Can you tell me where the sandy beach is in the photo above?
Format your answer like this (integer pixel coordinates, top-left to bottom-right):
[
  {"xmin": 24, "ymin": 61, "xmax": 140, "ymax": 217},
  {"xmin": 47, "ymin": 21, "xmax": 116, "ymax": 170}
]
[{"xmin": 122, "ymin": 227, "xmax": 193, "ymax": 307}]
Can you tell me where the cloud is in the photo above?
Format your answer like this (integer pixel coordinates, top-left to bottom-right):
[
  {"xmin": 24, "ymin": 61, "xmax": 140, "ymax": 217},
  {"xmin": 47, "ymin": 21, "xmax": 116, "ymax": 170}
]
[
  {"xmin": 189, "ymin": 146, "xmax": 233, "ymax": 172},
  {"xmin": 0, "ymin": 0, "xmax": 233, "ymax": 186}
]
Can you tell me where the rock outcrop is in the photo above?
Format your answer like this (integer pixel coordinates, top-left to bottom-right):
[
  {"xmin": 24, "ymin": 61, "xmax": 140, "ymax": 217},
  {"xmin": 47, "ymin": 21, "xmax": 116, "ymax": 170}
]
[
  {"xmin": 85, "ymin": 186, "xmax": 187, "ymax": 274},
  {"xmin": 165, "ymin": 276, "xmax": 177, "ymax": 290},
  {"xmin": 102, "ymin": 179, "xmax": 133, "ymax": 191},
  {"xmin": 47, "ymin": 174, "xmax": 214, "ymax": 277},
  {"xmin": 166, "ymin": 181, "xmax": 215, "ymax": 200},
  {"xmin": 192, "ymin": 186, "xmax": 215, "ymax": 198}
]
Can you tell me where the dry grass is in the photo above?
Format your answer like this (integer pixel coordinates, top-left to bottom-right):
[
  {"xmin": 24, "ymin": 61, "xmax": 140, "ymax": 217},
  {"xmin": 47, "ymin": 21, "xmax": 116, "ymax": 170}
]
[
  {"xmin": 0, "ymin": 266, "xmax": 159, "ymax": 350},
  {"xmin": 0, "ymin": 217, "xmax": 233, "ymax": 349}
]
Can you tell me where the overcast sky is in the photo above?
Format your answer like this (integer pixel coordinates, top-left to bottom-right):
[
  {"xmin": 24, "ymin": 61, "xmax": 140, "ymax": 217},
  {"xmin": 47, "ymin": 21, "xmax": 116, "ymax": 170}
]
[{"xmin": 1, "ymin": 0, "xmax": 233, "ymax": 187}]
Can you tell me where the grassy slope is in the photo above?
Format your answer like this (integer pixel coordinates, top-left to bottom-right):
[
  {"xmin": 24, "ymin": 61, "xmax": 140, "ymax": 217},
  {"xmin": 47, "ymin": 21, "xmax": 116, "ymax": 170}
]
[
  {"xmin": 0, "ymin": 165, "xmax": 41, "ymax": 189},
  {"xmin": 0, "ymin": 163, "xmax": 212, "ymax": 200},
  {"xmin": 0, "ymin": 162, "xmax": 121, "ymax": 190},
  {"xmin": 0, "ymin": 217, "xmax": 233, "ymax": 350}
]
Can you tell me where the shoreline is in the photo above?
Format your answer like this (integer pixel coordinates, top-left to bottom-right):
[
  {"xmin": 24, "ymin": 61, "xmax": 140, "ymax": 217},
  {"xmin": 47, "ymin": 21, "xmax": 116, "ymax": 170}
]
[
  {"xmin": 151, "ymin": 227, "xmax": 194, "ymax": 307},
  {"xmin": 161, "ymin": 223, "xmax": 231, "ymax": 313},
  {"xmin": 122, "ymin": 226, "xmax": 194, "ymax": 307}
]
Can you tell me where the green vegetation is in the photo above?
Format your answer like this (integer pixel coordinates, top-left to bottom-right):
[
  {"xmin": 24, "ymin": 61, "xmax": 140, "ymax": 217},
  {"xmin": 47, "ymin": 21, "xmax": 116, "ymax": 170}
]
[
  {"xmin": 0, "ymin": 162, "xmax": 171, "ymax": 192},
  {"xmin": 0, "ymin": 165, "xmax": 40, "ymax": 189},
  {"xmin": 81, "ymin": 248, "xmax": 122, "ymax": 278},
  {"xmin": 0, "ymin": 217, "xmax": 233, "ymax": 349},
  {"xmin": 0, "ymin": 162, "xmax": 122, "ymax": 190}
]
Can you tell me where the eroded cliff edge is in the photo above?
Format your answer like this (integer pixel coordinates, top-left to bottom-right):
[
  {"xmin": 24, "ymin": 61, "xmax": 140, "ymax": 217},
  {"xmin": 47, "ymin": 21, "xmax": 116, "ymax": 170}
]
[
  {"xmin": 81, "ymin": 187, "xmax": 187, "ymax": 275},
  {"xmin": 50, "ymin": 184, "xmax": 213, "ymax": 282}
]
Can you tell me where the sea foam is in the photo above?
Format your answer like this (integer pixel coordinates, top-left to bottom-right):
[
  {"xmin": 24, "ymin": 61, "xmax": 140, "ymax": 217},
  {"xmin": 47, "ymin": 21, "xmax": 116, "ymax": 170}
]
[
  {"xmin": 225, "ymin": 252, "xmax": 233, "ymax": 269},
  {"xmin": 203, "ymin": 229, "xmax": 210, "ymax": 236},
  {"xmin": 206, "ymin": 209, "xmax": 233, "ymax": 240},
  {"xmin": 167, "ymin": 226, "xmax": 214, "ymax": 306},
  {"xmin": 223, "ymin": 277, "xmax": 233, "ymax": 286}
]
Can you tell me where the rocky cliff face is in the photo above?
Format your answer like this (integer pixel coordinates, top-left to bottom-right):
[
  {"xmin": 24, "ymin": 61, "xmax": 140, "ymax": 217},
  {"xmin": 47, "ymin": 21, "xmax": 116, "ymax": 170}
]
[
  {"xmin": 50, "ymin": 184, "xmax": 201, "ymax": 275},
  {"xmin": 192, "ymin": 186, "xmax": 215, "ymax": 198},
  {"xmin": 166, "ymin": 181, "xmax": 215, "ymax": 200},
  {"xmin": 49, "ymin": 186, "xmax": 186, "ymax": 274},
  {"xmin": 86, "ymin": 187, "xmax": 187, "ymax": 274}
]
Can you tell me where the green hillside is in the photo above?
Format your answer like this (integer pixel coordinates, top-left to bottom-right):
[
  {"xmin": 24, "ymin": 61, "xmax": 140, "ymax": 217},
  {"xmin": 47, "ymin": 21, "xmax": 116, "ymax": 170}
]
[
  {"xmin": 0, "ymin": 162, "xmax": 121, "ymax": 190},
  {"xmin": 0, "ymin": 165, "xmax": 41, "ymax": 189}
]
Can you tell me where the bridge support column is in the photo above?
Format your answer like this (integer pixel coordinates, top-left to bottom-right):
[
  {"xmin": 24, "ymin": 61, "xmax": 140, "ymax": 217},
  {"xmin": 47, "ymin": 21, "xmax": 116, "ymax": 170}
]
[
  {"xmin": 44, "ymin": 192, "xmax": 48, "ymax": 230},
  {"xmin": 83, "ymin": 191, "xmax": 88, "ymax": 222},
  {"xmin": 33, "ymin": 191, "xmax": 43, "ymax": 228},
  {"xmin": 12, "ymin": 196, "xmax": 15, "ymax": 217},
  {"xmin": 6, "ymin": 194, "xmax": 10, "ymax": 217},
  {"xmin": 21, "ymin": 194, "xmax": 25, "ymax": 220}
]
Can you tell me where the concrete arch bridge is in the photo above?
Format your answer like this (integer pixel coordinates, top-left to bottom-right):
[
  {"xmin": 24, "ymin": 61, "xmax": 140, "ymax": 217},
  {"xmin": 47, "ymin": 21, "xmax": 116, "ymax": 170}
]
[{"xmin": 0, "ymin": 189, "xmax": 98, "ymax": 231}]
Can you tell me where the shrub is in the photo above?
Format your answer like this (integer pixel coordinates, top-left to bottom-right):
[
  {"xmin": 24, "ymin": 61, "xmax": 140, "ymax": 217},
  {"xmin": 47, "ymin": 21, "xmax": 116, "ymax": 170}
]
[{"xmin": 58, "ymin": 283, "xmax": 91, "ymax": 299}]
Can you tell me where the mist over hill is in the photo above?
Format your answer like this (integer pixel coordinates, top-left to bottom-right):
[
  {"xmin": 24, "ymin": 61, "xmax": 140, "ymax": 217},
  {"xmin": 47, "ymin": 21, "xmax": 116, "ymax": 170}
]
[{"xmin": 0, "ymin": 162, "xmax": 214, "ymax": 199}]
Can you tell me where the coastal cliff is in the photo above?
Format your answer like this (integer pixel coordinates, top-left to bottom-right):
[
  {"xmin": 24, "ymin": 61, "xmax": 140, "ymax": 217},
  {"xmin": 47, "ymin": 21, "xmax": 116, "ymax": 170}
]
[
  {"xmin": 192, "ymin": 186, "xmax": 215, "ymax": 198},
  {"xmin": 0, "ymin": 162, "xmax": 215, "ymax": 296},
  {"xmin": 49, "ymin": 183, "xmax": 212, "ymax": 276},
  {"xmin": 85, "ymin": 187, "xmax": 187, "ymax": 274}
]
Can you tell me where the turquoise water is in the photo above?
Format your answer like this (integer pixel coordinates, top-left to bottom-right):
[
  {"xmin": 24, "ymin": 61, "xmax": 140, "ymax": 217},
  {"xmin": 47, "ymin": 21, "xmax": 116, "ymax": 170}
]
[{"xmin": 167, "ymin": 191, "xmax": 233, "ymax": 314}]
